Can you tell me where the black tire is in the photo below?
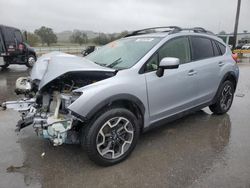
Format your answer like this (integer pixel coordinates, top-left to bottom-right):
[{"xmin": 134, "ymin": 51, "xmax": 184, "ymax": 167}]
[
  {"xmin": 0, "ymin": 59, "xmax": 9, "ymax": 70},
  {"xmin": 209, "ymin": 80, "xmax": 235, "ymax": 114},
  {"xmin": 83, "ymin": 107, "xmax": 140, "ymax": 166},
  {"xmin": 26, "ymin": 54, "xmax": 36, "ymax": 68}
]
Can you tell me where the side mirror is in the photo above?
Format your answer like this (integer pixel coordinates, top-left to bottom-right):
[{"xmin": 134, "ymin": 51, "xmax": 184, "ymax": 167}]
[{"xmin": 156, "ymin": 57, "xmax": 180, "ymax": 77}]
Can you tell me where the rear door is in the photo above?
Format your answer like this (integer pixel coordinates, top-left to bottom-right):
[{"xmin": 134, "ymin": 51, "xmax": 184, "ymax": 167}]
[
  {"xmin": 2, "ymin": 27, "xmax": 16, "ymax": 54},
  {"xmin": 189, "ymin": 36, "xmax": 221, "ymax": 103}
]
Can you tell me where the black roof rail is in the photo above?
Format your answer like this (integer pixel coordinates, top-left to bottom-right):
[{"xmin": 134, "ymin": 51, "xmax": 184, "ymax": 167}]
[
  {"xmin": 124, "ymin": 26, "xmax": 215, "ymax": 37},
  {"xmin": 181, "ymin": 27, "xmax": 215, "ymax": 35},
  {"xmin": 124, "ymin": 26, "xmax": 182, "ymax": 37}
]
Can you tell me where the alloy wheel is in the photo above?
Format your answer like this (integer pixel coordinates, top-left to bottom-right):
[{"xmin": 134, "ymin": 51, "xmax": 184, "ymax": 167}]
[
  {"xmin": 96, "ymin": 117, "xmax": 134, "ymax": 159},
  {"xmin": 220, "ymin": 84, "xmax": 233, "ymax": 111}
]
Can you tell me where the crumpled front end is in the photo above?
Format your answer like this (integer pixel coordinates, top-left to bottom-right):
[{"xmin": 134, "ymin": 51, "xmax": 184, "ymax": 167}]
[
  {"xmin": 1, "ymin": 79, "xmax": 83, "ymax": 146},
  {"xmin": 1, "ymin": 52, "xmax": 116, "ymax": 146}
]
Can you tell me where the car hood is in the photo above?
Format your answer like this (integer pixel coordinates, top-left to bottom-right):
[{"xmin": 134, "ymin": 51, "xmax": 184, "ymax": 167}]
[{"xmin": 30, "ymin": 52, "xmax": 116, "ymax": 89}]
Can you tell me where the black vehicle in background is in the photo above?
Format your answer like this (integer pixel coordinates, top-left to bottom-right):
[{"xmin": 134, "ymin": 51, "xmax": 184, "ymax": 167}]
[
  {"xmin": 0, "ymin": 25, "xmax": 37, "ymax": 69},
  {"xmin": 82, "ymin": 46, "xmax": 96, "ymax": 56}
]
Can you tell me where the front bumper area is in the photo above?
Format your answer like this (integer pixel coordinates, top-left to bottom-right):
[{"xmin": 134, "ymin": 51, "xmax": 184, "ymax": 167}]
[{"xmin": 1, "ymin": 94, "xmax": 79, "ymax": 146}]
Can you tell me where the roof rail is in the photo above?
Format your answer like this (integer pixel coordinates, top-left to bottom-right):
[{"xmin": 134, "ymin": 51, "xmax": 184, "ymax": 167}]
[
  {"xmin": 124, "ymin": 26, "xmax": 182, "ymax": 37},
  {"xmin": 124, "ymin": 26, "xmax": 215, "ymax": 37},
  {"xmin": 188, "ymin": 27, "xmax": 215, "ymax": 35}
]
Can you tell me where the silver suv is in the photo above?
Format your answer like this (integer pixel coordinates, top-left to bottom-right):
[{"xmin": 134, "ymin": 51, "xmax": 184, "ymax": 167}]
[{"xmin": 2, "ymin": 27, "xmax": 239, "ymax": 166}]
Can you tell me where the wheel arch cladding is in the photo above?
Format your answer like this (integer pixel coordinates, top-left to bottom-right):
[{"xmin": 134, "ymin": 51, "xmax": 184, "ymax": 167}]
[
  {"xmin": 222, "ymin": 71, "xmax": 238, "ymax": 90},
  {"xmin": 212, "ymin": 71, "xmax": 238, "ymax": 103},
  {"xmin": 86, "ymin": 94, "xmax": 145, "ymax": 130}
]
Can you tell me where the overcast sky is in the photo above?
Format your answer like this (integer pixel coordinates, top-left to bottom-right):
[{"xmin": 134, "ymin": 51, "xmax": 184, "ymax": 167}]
[{"xmin": 0, "ymin": 0, "xmax": 249, "ymax": 33}]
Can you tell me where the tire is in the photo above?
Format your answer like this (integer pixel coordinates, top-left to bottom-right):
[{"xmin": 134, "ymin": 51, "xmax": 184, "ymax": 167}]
[
  {"xmin": 209, "ymin": 80, "xmax": 235, "ymax": 114},
  {"xmin": 83, "ymin": 107, "xmax": 140, "ymax": 166},
  {"xmin": 0, "ymin": 58, "xmax": 9, "ymax": 69},
  {"xmin": 0, "ymin": 62, "xmax": 9, "ymax": 69},
  {"xmin": 26, "ymin": 55, "xmax": 36, "ymax": 68}
]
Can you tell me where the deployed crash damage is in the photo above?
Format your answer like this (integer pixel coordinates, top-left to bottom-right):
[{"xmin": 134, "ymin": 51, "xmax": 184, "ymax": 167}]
[{"xmin": 1, "ymin": 52, "xmax": 116, "ymax": 146}]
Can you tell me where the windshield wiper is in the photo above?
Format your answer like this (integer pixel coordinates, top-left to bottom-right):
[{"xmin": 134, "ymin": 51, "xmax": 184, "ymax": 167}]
[
  {"xmin": 94, "ymin": 61, "xmax": 108, "ymax": 67},
  {"xmin": 106, "ymin": 58, "xmax": 122, "ymax": 68}
]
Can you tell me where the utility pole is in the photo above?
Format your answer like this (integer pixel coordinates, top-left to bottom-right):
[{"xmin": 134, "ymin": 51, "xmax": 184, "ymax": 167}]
[{"xmin": 233, "ymin": 0, "xmax": 241, "ymax": 49}]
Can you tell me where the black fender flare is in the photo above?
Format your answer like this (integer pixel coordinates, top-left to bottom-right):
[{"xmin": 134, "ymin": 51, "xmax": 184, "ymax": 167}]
[{"xmin": 212, "ymin": 71, "xmax": 238, "ymax": 104}]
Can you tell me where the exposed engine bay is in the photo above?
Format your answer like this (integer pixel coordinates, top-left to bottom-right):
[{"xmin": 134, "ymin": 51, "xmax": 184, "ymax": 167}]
[{"xmin": 1, "ymin": 52, "xmax": 116, "ymax": 146}]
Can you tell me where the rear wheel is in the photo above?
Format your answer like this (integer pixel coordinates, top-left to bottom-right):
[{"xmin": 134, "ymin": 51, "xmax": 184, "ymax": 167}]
[
  {"xmin": 26, "ymin": 55, "xmax": 36, "ymax": 68},
  {"xmin": 83, "ymin": 108, "xmax": 140, "ymax": 166},
  {"xmin": 209, "ymin": 80, "xmax": 235, "ymax": 114}
]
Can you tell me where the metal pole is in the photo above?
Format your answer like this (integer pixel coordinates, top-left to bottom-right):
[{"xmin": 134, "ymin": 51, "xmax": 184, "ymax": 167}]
[{"xmin": 233, "ymin": 0, "xmax": 241, "ymax": 49}]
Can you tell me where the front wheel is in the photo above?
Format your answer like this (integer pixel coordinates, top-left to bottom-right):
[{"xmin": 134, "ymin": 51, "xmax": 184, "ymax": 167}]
[
  {"xmin": 209, "ymin": 80, "xmax": 235, "ymax": 114},
  {"xmin": 26, "ymin": 55, "xmax": 36, "ymax": 68},
  {"xmin": 83, "ymin": 108, "xmax": 140, "ymax": 166}
]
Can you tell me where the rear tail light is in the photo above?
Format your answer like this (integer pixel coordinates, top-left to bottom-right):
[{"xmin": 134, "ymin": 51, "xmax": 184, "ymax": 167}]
[{"xmin": 232, "ymin": 53, "xmax": 238, "ymax": 63}]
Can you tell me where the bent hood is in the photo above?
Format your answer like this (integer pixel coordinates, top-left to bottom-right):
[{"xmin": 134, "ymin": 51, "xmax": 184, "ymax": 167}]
[{"xmin": 30, "ymin": 52, "xmax": 116, "ymax": 89}]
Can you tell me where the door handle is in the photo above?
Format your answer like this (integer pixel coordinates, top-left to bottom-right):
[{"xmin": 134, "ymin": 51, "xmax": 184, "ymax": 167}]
[
  {"xmin": 188, "ymin": 69, "xmax": 197, "ymax": 76},
  {"xmin": 218, "ymin": 61, "xmax": 225, "ymax": 67}
]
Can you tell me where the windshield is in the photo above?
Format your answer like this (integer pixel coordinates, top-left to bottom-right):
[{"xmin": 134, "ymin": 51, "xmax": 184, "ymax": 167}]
[{"xmin": 86, "ymin": 37, "xmax": 161, "ymax": 69}]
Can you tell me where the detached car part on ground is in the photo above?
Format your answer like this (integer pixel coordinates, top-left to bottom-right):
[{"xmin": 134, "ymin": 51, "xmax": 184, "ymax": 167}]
[{"xmin": 1, "ymin": 27, "xmax": 239, "ymax": 166}]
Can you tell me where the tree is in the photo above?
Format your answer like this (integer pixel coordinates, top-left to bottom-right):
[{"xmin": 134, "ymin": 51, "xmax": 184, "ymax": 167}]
[
  {"xmin": 34, "ymin": 26, "xmax": 57, "ymax": 46},
  {"xmin": 26, "ymin": 32, "xmax": 40, "ymax": 46},
  {"xmin": 93, "ymin": 33, "xmax": 111, "ymax": 45},
  {"xmin": 70, "ymin": 30, "xmax": 88, "ymax": 45}
]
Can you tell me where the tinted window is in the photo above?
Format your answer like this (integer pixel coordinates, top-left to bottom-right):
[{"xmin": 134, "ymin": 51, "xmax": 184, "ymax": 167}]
[
  {"xmin": 216, "ymin": 42, "xmax": 226, "ymax": 54},
  {"xmin": 191, "ymin": 37, "xmax": 214, "ymax": 60},
  {"xmin": 159, "ymin": 37, "xmax": 191, "ymax": 64},
  {"xmin": 0, "ymin": 36, "xmax": 4, "ymax": 53},
  {"xmin": 14, "ymin": 30, "xmax": 23, "ymax": 42},
  {"xmin": 212, "ymin": 41, "xmax": 221, "ymax": 56},
  {"xmin": 2, "ymin": 27, "xmax": 15, "ymax": 42}
]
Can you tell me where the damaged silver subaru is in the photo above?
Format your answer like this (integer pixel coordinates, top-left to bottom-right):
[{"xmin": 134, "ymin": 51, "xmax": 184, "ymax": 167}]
[{"xmin": 1, "ymin": 27, "xmax": 239, "ymax": 166}]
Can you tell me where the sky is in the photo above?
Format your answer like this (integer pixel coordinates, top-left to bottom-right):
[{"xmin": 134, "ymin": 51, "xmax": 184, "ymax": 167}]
[{"xmin": 0, "ymin": 0, "xmax": 249, "ymax": 34}]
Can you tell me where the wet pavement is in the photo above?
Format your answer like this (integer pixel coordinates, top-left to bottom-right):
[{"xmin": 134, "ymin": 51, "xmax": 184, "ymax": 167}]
[{"xmin": 0, "ymin": 61, "xmax": 250, "ymax": 188}]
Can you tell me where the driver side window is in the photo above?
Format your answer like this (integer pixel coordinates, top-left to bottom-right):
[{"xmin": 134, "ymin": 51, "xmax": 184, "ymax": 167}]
[
  {"xmin": 145, "ymin": 37, "xmax": 191, "ymax": 72},
  {"xmin": 159, "ymin": 37, "xmax": 191, "ymax": 64}
]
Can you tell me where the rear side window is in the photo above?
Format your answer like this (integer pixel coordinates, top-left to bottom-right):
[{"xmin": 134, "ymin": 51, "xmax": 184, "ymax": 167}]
[
  {"xmin": 216, "ymin": 42, "xmax": 226, "ymax": 55},
  {"xmin": 159, "ymin": 37, "xmax": 191, "ymax": 64},
  {"xmin": 190, "ymin": 37, "xmax": 214, "ymax": 60},
  {"xmin": 212, "ymin": 41, "xmax": 221, "ymax": 56}
]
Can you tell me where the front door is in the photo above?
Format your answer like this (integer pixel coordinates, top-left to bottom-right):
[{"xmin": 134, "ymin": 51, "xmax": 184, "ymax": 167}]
[{"xmin": 144, "ymin": 37, "xmax": 199, "ymax": 124}]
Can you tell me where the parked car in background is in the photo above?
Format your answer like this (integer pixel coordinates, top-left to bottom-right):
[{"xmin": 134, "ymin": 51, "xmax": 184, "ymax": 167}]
[
  {"xmin": 235, "ymin": 43, "xmax": 245, "ymax": 49},
  {"xmin": 2, "ymin": 26, "xmax": 239, "ymax": 166},
  {"xmin": 82, "ymin": 46, "xmax": 96, "ymax": 56},
  {"xmin": 0, "ymin": 25, "xmax": 37, "ymax": 69},
  {"xmin": 242, "ymin": 43, "xmax": 250, "ymax": 50}
]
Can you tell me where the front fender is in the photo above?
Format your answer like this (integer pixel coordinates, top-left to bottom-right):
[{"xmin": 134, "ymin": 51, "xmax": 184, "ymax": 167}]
[{"xmin": 67, "ymin": 73, "xmax": 148, "ymax": 120}]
